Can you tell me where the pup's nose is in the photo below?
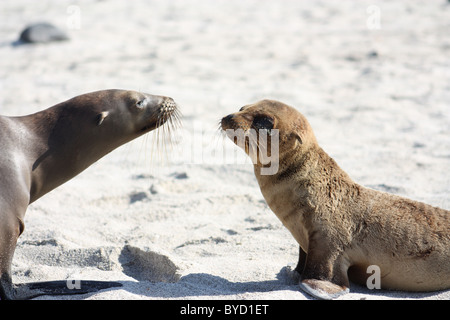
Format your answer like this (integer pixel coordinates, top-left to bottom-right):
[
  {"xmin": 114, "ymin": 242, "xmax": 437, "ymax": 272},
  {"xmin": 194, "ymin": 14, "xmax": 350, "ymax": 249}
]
[
  {"xmin": 223, "ymin": 114, "xmax": 233, "ymax": 122},
  {"xmin": 221, "ymin": 114, "xmax": 234, "ymax": 129}
]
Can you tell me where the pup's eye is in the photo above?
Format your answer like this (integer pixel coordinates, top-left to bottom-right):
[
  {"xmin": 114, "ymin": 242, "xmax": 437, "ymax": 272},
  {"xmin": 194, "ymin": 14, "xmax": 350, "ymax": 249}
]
[
  {"xmin": 252, "ymin": 116, "xmax": 274, "ymax": 130},
  {"xmin": 136, "ymin": 98, "xmax": 147, "ymax": 109}
]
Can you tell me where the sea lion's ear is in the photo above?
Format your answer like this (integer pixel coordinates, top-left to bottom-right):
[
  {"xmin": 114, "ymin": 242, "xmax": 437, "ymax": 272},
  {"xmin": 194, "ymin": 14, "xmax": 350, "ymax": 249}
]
[
  {"xmin": 96, "ymin": 111, "xmax": 109, "ymax": 126},
  {"xmin": 290, "ymin": 132, "xmax": 303, "ymax": 147},
  {"xmin": 297, "ymin": 134, "xmax": 303, "ymax": 145}
]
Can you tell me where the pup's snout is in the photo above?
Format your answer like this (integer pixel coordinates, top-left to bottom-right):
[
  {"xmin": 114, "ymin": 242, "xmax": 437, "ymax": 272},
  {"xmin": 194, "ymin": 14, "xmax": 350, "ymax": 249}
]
[{"xmin": 221, "ymin": 114, "xmax": 234, "ymax": 128}]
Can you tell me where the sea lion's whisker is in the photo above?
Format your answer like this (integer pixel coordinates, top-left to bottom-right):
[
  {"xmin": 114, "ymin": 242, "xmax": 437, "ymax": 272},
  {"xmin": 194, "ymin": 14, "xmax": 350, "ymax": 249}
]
[
  {"xmin": 159, "ymin": 106, "xmax": 180, "ymax": 165},
  {"xmin": 162, "ymin": 113, "xmax": 169, "ymax": 162},
  {"xmin": 172, "ymin": 109, "xmax": 183, "ymax": 130},
  {"xmin": 158, "ymin": 114, "xmax": 165, "ymax": 163}
]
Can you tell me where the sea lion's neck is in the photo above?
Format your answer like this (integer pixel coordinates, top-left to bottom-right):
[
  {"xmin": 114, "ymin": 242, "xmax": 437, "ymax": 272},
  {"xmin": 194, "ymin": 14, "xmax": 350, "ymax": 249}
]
[
  {"xmin": 278, "ymin": 145, "xmax": 353, "ymax": 183},
  {"xmin": 14, "ymin": 107, "xmax": 119, "ymax": 203},
  {"xmin": 254, "ymin": 144, "xmax": 357, "ymax": 216},
  {"xmin": 253, "ymin": 145, "xmax": 316, "ymax": 215},
  {"xmin": 254, "ymin": 144, "xmax": 317, "ymax": 183}
]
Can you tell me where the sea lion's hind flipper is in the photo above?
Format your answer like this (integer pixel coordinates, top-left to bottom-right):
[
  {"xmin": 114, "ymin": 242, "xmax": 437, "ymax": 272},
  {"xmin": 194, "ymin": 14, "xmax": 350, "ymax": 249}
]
[{"xmin": 14, "ymin": 280, "xmax": 122, "ymax": 299}]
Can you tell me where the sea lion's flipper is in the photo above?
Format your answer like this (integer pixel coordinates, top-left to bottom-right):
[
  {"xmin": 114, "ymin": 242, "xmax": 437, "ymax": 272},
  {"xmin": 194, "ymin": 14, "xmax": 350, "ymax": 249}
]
[
  {"xmin": 299, "ymin": 235, "xmax": 350, "ymax": 300},
  {"xmin": 299, "ymin": 279, "xmax": 349, "ymax": 300},
  {"xmin": 13, "ymin": 280, "xmax": 122, "ymax": 299}
]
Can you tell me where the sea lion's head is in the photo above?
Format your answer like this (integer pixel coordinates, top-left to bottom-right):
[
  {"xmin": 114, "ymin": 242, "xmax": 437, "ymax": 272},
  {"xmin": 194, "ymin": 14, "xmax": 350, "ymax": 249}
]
[
  {"xmin": 221, "ymin": 99, "xmax": 316, "ymax": 174},
  {"xmin": 27, "ymin": 89, "xmax": 181, "ymax": 202},
  {"xmin": 88, "ymin": 90, "xmax": 179, "ymax": 138},
  {"xmin": 44, "ymin": 89, "xmax": 181, "ymax": 163}
]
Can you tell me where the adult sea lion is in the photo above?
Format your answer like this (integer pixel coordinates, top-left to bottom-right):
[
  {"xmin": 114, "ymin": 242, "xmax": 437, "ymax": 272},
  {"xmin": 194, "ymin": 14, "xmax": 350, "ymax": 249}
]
[
  {"xmin": 221, "ymin": 99, "xmax": 450, "ymax": 299},
  {"xmin": 0, "ymin": 89, "xmax": 179, "ymax": 299}
]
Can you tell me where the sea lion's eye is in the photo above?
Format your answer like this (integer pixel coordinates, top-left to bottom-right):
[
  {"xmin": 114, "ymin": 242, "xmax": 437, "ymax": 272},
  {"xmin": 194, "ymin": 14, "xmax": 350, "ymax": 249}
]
[
  {"xmin": 136, "ymin": 98, "xmax": 147, "ymax": 109},
  {"xmin": 252, "ymin": 116, "xmax": 274, "ymax": 131}
]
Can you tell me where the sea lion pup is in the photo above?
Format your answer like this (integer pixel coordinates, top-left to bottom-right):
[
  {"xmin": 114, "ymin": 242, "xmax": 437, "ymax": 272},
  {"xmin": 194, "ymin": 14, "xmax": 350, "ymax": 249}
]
[
  {"xmin": 221, "ymin": 99, "xmax": 450, "ymax": 300},
  {"xmin": 0, "ymin": 89, "xmax": 180, "ymax": 300}
]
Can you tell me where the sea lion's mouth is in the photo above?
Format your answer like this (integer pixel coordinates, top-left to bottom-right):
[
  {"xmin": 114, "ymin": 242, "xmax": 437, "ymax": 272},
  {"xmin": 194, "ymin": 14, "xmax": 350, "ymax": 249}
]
[
  {"xmin": 140, "ymin": 122, "xmax": 157, "ymax": 132},
  {"xmin": 140, "ymin": 112, "xmax": 174, "ymax": 133},
  {"xmin": 140, "ymin": 98, "xmax": 181, "ymax": 133}
]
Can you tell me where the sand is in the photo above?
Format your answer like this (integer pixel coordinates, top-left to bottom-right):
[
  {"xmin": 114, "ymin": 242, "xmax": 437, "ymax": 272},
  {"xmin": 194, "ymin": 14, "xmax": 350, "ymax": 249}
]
[{"xmin": 0, "ymin": 0, "xmax": 449, "ymax": 300}]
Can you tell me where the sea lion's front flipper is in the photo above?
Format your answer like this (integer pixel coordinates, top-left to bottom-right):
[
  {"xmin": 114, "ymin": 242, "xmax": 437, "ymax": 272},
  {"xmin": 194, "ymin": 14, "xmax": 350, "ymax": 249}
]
[
  {"xmin": 300, "ymin": 279, "xmax": 349, "ymax": 300},
  {"xmin": 13, "ymin": 280, "xmax": 122, "ymax": 299}
]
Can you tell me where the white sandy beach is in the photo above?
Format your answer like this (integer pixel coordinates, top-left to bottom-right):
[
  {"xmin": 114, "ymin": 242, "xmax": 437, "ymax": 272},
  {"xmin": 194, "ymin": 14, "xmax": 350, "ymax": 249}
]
[{"xmin": 0, "ymin": 0, "xmax": 449, "ymax": 300}]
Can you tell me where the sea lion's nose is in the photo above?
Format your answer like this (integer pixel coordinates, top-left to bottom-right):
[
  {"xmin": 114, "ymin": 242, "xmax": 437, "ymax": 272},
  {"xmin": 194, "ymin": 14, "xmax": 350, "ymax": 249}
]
[
  {"xmin": 163, "ymin": 97, "xmax": 176, "ymax": 105},
  {"xmin": 223, "ymin": 114, "xmax": 233, "ymax": 122},
  {"xmin": 221, "ymin": 114, "xmax": 234, "ymax": 129},
  {"xmin": 222, "ymin": 114, "xmax": 233, "ymax": 125},
  {"xmin": 160, "ymin": 97, "xmax": 177, "ymax": 111}
]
